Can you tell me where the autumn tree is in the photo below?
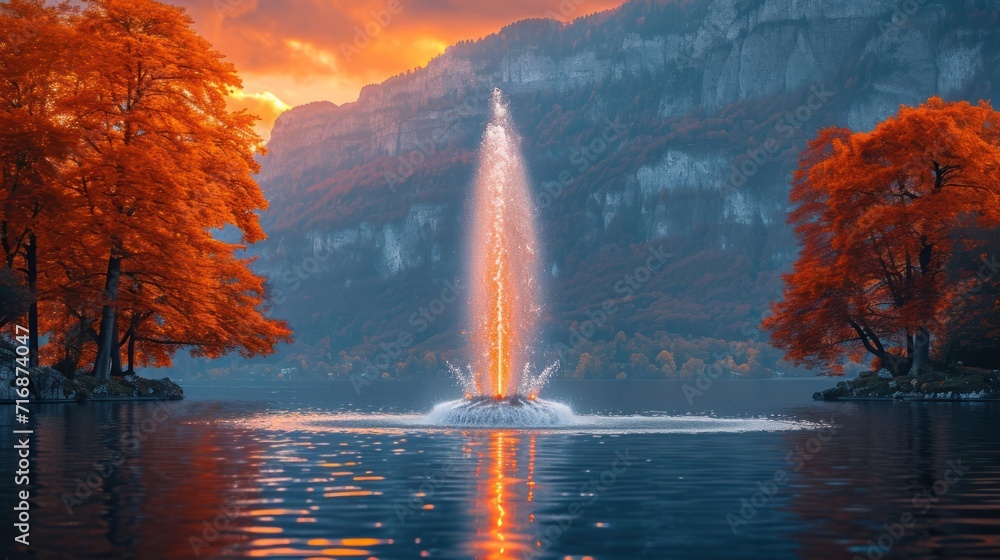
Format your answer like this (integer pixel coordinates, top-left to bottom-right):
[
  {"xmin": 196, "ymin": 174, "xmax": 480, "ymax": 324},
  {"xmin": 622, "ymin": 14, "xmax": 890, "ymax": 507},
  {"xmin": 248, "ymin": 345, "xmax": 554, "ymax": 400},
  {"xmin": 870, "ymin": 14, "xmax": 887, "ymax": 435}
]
[
  {"xmin": 118, "ymin": 249, "xmax": 292, "ymax": 372},
  {"xmin": 937, "ymin": 228, "xmax": 1000, "ymax": 367},
  {"xmin": 656, "ymin": 349, "xmax": 676, "ymax": 377},
  {"xmin": 679, "ymin": 357, "xmax": 704, "ymax": 379},
  {"xmin": 0, "ymin": 0, "xmax": 76, "ymax": 365},
  {"xmin": 574, "ymin": 352, "xmax": 602, "ymax": 379},
  {"xmin": 765, "ymin": 98, "xmax": 1000, "ymax": 376},
  {"xmin": 2, "ymin": 0, "xmax": 291, "ymax": 376},
  {"xmin": 64, "ymin": 0, "xmax": 291, "ymax": 378}
]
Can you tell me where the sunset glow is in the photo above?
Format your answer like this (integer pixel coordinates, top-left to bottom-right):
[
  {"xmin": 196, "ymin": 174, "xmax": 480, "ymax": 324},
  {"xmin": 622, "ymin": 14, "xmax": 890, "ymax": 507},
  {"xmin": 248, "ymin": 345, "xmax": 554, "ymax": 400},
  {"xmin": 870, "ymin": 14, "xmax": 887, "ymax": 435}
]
[
  {"xmin": 164, "ymin": 0, "xmax": 626, "ymax": 139},
  {"xmin": 7, "ymin": 0, "xmax": 1000, "ymax": 558}
]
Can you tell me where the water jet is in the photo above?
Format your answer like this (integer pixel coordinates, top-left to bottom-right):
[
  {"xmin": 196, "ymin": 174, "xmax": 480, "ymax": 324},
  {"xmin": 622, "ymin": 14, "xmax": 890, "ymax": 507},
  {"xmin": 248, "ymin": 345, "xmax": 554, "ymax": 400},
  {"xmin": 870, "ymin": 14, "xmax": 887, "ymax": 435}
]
[{"xmin": 427, "ymin": 88, "xmax": 567, "ymax": 427}]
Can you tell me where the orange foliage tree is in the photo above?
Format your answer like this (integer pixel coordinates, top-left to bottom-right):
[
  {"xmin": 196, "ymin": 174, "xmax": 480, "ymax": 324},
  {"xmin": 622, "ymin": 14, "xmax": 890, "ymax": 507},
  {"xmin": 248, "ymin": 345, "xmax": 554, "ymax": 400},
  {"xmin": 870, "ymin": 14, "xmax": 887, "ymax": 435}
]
[
  {"xmin": 764, "ymin": 98, "xmax": 1000, "ymax": 376},
  {"xmin": 1, "ymin": 0, "xmax": 291, "ymax": 377},
  {"xmin": 0, "ymin": 0, "xmax": 77, "ymax": 365}
]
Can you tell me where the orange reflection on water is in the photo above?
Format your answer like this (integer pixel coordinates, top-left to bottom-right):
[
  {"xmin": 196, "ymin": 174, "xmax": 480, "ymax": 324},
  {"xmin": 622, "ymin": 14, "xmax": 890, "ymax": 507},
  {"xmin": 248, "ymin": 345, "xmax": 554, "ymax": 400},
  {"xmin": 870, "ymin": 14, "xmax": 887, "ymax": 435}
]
[
  {"xmin": 305, "ymin": 538, "xmax": 389, "ymax": 547},
  {"xmin": 471, "ymin": 432, "xmax": 537, "ymax": 559},
  {"xmin": 527, "ymin": 435, "xmax": 536, "ymax": 503},
  {"xmin": 494, "ymin": 433, "xmax": 506, "ymax": 555},
  {"xmin": 247, "ymin": 508, "xmax": 310, "ymax": 517},
  {"xmin": 318, "ymin": 548, "xmax": 372, "ymax": 556},
  {"xmin": 322, "ymin": 489, "xmax": 379, "ymax": 498},
  {"xmin": 243, "ymin": 526, "xmax": 284, "ymax": 534}
]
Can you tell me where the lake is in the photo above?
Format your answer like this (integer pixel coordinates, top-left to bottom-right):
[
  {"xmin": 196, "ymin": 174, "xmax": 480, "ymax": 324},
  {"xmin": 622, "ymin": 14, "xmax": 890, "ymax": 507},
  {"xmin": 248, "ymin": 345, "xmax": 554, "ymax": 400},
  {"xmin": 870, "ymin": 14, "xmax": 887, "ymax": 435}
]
[{"xmin": 2, "ymin": 378, "xmax": 999, "ymax": 559}]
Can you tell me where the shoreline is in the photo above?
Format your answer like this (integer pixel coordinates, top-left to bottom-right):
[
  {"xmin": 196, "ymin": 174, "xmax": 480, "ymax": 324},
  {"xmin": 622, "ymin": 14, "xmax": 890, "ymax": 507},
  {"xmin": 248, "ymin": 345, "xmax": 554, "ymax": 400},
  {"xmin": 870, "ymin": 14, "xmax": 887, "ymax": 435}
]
[
  {"xmin": 828, "ymin": 396, "xmax": 1000, "ymax": 402},
  {"xmin": 1, "ymin": 367, "xmax": 184, "ymax": 404},
  {"xmin": 0, "ymin": 395, "xmax": 184, "ymax": 404},
  {"xmin": 813, "ymin": 367, "xmax": 1000, "ymax": 402}
]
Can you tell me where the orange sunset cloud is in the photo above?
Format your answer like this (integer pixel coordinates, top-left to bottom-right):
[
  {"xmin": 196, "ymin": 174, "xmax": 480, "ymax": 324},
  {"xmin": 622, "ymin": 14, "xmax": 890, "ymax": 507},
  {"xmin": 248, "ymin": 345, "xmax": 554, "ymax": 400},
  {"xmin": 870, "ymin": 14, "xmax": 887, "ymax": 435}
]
[{"xmin": 165, "ymin": 0, "xmax": 626, "ymax": 139}]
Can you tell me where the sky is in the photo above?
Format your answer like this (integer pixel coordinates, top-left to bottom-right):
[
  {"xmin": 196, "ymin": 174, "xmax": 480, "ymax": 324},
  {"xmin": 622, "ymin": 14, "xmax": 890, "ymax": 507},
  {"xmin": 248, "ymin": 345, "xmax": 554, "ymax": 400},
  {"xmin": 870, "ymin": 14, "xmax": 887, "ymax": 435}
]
[{"xmin": 165, "ymin": 0, "xmax": 626, "ymax": 140}]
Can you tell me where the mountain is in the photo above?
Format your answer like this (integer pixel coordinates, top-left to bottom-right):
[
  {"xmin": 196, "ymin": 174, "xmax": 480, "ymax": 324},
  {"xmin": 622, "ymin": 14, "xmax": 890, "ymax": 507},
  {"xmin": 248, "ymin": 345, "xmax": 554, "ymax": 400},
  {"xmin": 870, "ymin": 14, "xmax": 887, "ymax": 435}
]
[{"xmin": 224, "ymin": 0, "xmax": 999, "ymax": 382}]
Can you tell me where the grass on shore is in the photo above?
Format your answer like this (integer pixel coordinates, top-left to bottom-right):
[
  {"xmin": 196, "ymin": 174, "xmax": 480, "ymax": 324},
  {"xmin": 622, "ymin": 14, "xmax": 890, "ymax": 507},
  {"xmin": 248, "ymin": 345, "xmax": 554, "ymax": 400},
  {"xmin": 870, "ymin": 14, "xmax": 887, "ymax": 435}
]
[{"xmin": 815, "ymin": 365, "xmax": 1000, "ymax": 400}]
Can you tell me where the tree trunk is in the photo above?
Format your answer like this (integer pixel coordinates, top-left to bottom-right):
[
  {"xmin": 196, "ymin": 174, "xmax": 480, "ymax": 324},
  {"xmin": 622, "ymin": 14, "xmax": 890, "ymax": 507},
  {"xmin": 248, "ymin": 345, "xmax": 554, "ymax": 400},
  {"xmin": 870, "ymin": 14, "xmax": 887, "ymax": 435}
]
[
  {"xmin": 111, "ymin": 318, "xmax": 122, "ymax": 377},
  {"xmin": 885, "ymin": 353, "xmax": 909, "ymax": 378},
  {"xmin": 93, "ymin": 255, "xmax": 122, "ymax": 380},
  {"xmin": 67, "ymin": 315, "xmax": 93, "ymax": 377},
  {"xmin": 908, "ymin": 326, "xmax": 930, "ymax": 376},
  {"xmin": 126, "ymin": 316, "xmax": 136, "ymax": 373},
  {"xmin": 26, "ymin": 233, "xmax": 38, "ymax": 368}
]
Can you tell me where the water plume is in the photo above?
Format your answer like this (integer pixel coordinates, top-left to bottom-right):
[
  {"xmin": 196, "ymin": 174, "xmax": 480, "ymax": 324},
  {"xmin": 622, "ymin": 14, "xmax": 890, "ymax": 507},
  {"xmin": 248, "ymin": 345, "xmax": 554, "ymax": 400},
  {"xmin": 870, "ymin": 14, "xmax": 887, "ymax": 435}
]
[
  {"xmin": 427, "ymin": 89, "xmax": 565, "ymax": 428},
  {"xmin": 467, "ymin": 88, "xmax": 542, "ymax": 398}
]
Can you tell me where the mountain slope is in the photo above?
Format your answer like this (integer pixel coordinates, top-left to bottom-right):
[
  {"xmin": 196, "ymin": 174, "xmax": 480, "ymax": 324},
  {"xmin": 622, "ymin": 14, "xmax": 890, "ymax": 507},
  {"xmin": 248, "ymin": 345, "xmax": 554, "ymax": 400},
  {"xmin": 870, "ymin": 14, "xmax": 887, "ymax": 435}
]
[{"xmin": 235, "ymin": 0, "xmax": 999, "ymax": 381}]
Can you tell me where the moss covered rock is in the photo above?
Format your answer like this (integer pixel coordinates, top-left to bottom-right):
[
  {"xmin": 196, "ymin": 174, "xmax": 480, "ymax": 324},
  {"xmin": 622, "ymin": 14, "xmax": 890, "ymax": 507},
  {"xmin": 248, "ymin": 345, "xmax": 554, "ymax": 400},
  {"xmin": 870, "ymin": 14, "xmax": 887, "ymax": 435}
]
[
  {"xmin": 1, "ymin": 366, "xmax": 184, "ymax": 402},
  {"xmin": 814, "ymin": 366, "xmax": 1000, "ymax": 401}
]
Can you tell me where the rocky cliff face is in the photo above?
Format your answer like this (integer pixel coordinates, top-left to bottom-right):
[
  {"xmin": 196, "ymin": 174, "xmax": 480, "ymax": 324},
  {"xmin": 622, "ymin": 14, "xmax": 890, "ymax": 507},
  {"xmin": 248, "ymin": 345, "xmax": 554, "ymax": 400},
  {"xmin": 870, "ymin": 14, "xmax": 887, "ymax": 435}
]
[{"xmin": 247, "ymin": 0, "xmax": 1000, "ymax": 379}]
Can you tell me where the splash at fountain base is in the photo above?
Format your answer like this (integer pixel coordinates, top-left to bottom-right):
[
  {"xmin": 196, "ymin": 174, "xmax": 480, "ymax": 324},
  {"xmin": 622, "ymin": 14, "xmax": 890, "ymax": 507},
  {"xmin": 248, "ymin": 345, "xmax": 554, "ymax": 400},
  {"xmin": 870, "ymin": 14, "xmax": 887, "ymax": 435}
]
[{"xmin": 425, "ymin": 395, "xmax": 576, "ymax": 428}]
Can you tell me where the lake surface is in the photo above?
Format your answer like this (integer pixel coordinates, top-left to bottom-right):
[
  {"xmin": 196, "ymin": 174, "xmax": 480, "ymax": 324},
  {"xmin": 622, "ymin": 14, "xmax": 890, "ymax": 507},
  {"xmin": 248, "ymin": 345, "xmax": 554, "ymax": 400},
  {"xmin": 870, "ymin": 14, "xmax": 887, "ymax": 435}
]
[{"xmin": 2, "ymin": 379, "xmax": 999, "ymax": 559}]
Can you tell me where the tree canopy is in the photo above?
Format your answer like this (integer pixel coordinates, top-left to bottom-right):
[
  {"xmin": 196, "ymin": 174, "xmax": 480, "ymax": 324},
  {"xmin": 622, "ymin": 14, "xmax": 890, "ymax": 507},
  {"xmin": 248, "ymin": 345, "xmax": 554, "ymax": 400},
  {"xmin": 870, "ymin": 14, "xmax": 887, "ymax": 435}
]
[
  {"xmin": 1, "ymin": 0, "xmax": 291, "ymax": 377},
  {"xmin": 764, "ymin": 98, "xmax": 1000, "ymax": 376}
]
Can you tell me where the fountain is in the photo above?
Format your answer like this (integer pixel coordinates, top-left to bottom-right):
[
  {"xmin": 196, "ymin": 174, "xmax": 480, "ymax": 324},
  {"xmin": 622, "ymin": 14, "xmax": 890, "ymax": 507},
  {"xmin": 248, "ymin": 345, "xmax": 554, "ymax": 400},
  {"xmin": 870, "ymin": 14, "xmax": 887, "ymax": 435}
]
[
  {"xmin": 397, "ymin": 91, "xmax": 821, "ymax": 432},
  {"xmin": 427, "ymin": 88, "xmax": 572, "ymax": 427}
]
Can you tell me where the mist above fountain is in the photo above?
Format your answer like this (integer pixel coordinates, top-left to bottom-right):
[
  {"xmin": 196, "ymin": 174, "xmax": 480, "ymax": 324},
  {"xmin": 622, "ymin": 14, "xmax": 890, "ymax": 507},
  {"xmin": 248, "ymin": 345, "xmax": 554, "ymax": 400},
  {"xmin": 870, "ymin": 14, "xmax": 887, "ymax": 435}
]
[{"xmin": 428, "ymin": 88, "xmax": 569, "ymax": 427}]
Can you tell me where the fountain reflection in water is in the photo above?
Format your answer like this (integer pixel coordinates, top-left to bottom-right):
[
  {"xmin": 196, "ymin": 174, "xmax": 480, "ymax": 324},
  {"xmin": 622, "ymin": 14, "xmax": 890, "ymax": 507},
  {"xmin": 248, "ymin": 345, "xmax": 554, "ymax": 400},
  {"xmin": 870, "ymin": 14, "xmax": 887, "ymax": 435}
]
[{"xmin": 470, "ymin": 432, "xmax": 537, "ymax": 559}]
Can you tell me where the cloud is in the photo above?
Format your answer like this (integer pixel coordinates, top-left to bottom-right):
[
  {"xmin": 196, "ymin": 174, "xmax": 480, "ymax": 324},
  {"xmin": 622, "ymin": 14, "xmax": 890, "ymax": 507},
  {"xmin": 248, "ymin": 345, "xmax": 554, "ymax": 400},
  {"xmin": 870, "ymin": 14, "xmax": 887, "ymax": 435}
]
[
  {"xmin": 226, "ymin": 90, "xmax": 292, "ymax": 141},
  {"xmin": 165, "ymin": 0, "xmax": 625, "ymax": 133}
]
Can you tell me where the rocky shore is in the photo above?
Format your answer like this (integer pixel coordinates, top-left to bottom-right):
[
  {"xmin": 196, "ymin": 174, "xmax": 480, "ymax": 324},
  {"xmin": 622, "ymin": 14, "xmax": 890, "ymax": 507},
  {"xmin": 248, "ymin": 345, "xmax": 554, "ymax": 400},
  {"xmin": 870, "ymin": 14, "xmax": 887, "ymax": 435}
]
[
  {"xmin": 1, "ymin": 366, "xmax": 184, "ymax": 403},
  {"xmin": 814, "ymin": 367, "xmax": 1000, "ymax": 401}
]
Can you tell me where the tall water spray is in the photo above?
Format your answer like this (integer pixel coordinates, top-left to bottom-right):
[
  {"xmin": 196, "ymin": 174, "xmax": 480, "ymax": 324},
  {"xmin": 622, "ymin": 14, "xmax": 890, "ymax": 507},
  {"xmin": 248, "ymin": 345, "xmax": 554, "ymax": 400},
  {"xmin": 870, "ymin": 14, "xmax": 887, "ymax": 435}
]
[
  {"xmin": 467, "ymin": 89, "xmax": 541, "ymax": 399},
  {"xmin": 428, "ymin": 89, "xmax": 568, "ymax": 427}
]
